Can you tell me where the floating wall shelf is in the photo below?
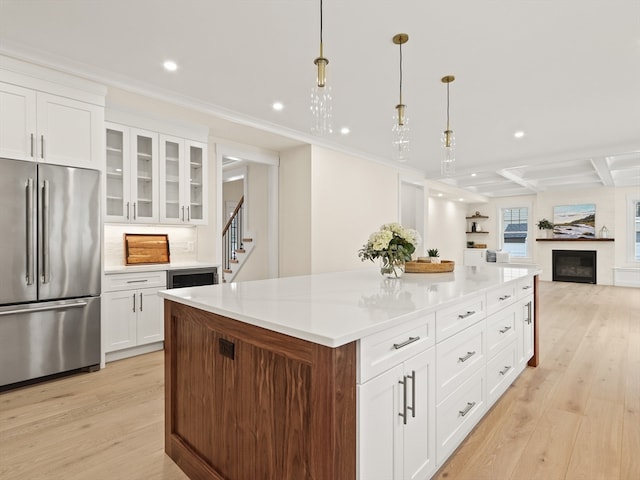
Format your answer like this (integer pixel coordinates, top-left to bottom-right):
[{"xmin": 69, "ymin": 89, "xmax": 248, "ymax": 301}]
[{"xmin": 536, "ymin": 238, "xmax": 614, "ymax": 242}]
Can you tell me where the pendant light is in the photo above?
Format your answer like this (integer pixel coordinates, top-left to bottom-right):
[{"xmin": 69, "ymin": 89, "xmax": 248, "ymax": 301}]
[
  {"xmin": 392, "ymin": 33, "xmax": 410, "ymax": 162},
  {"xmin": 441, "ymin": 75, "xmax": 456, "ymax": 175},
  {"xmin": 310, "ymin": 0, "xmax": 332, "ymax": 135}
]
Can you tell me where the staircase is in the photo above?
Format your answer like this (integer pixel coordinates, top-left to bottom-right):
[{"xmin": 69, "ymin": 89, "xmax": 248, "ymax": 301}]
[{"xmin": 222, "ymin": 196, "xmax": 255, "ymax": 283}]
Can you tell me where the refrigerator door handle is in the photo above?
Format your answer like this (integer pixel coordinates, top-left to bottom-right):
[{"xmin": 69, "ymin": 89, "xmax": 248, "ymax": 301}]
[
  {"xmin": 41, "ymin": 179, "xmax": 50, "ymax": 284},
  {"xmin": 0, "ymin": 300, "xmax": 88, "ymax": 317},
  {"xmin": 26, "ymin": 178, "xmax": 35, "ymax": 285}
]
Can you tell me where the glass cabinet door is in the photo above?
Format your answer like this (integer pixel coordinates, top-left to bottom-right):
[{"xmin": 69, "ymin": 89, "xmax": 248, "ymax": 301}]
[
  {"xmin": 105, "ymin": 125, "xmax": 129, "ymax": 221},
  {"xmin": 187, "ymin": 142, "xmax": 206, "ymax": 223},
  {"xmin": 130, "ymin": 128, "xmax": 158, "ymax": 223},
  {"xmin": 160, "ymin": 135, "xmax": 183, "ymax": 223}
]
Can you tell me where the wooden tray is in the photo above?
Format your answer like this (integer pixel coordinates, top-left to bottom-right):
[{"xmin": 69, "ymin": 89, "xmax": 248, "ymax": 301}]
[
  {"xmin": 405, "ymin": 260, "xmax": 455, "ymax": 273},
  {"xmin": 124, "ymin": 234, "xmax": 170, "ymax": 265}
]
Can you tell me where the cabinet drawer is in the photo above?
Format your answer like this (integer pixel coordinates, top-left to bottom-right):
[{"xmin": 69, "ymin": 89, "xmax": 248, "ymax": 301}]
[
  {"xmin": 435, "ymin": 293, "xmax": 485, "ymax": 342},
  {"xmin": 358, "ymin": 313, "xmax": 435, "ymax": 384},
  {"xmin": 486, "ymin": 282, "xmax": 517, "ymax": 315},
  {"xmin": 436, "ymin": 370, "xmax": 486, "ymax": 465},
  {"xmin": 436, "ymin": 321, "xmax": 485, "ymax": 403},
  {"xmin": 486, "ymin": 304, "xmax": 518, "ymax": 358},
  {"xmin": 104, "ymin": 270, "xmax": 167, "ymax": 292},
  {"xmin": 487, "ymin": 339, "xmax": 518, "ymax": 406},
  {"xmin": 516, "ymin": 276, "xmax": 534, "ymax": 298}
]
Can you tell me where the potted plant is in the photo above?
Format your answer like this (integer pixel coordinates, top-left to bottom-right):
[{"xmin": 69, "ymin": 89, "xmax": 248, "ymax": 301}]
[
  {"xmin": 536, "ymin": 218, "xmax": 554, "ymax": 238},
  {"xmin": 427, "ymin": 248, "xmax": 441, "ymax": 264}
]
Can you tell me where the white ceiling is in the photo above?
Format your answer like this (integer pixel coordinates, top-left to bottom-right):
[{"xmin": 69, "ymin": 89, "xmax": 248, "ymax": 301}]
[{"xmin": 1, "ymin": 0, "xmax": 639, "ymax": 198}]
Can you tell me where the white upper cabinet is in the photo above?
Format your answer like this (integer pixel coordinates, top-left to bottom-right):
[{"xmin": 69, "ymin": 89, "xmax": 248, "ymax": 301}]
[
  {"xmin": 106, "ymin": 117, "xmax": 208, "ymax": 225},
  {"xmin": 0, "ymin": 83, "xmax": 36, "ymax": 160},
  {"xmin": 105, "ymin": 122, "xmax": 159, "ymax": 223},
  {"xmin": 159, "ymin": 135, "xmax": 207, "ymax": 225},
  {"xmin": 0, "ymin": 81, "xmax": 103, "ymax": 169}
]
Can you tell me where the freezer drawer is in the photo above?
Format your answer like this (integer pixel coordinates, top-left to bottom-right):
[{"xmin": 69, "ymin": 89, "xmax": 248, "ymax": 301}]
[{"xmin": 0, "ymin": 297, "xmax": 101, "ymax": 388}]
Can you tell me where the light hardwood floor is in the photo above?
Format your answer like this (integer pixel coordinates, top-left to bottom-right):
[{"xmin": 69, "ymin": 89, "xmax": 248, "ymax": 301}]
[{"xmin": 1, "ymin": 281, "xmax": 638, "ymax": 480}]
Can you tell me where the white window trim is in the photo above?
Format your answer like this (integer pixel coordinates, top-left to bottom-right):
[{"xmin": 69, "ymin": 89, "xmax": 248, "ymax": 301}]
[
  {"xmin": 496, "ymin": 202, "xmax": 533, "ymax": 261},
  {"xmin": 627, "ymin": 194, "xmax": 640, "ymax": 264}
]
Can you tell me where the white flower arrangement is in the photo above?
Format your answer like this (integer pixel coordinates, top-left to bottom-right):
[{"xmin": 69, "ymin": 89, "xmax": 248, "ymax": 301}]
[{"xmin": 358, "ymin": 223, "xmax": 421, "ymax": 270}]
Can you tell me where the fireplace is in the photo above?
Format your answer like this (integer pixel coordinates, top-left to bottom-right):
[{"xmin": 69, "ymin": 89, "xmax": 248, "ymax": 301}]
[{"xmin": 552, "ymin": 250, "xmax": 597, "ymax": 284}]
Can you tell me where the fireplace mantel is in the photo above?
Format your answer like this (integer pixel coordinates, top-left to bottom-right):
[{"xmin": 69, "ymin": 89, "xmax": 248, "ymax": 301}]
[{"xmin": 536, "ymin": 238, "xmax": 614, "ymax": 242}]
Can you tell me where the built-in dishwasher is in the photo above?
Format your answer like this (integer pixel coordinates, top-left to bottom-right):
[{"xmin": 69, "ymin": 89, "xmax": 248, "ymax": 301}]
[{"xmin": 167, "ymin": 267, "xmax": 218, "ymax": 289}]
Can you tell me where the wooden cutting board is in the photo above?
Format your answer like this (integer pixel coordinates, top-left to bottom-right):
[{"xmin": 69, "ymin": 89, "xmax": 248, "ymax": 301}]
[{"xmin": 124, "ymin": 234, "xmax": 170, "ymax": 265}]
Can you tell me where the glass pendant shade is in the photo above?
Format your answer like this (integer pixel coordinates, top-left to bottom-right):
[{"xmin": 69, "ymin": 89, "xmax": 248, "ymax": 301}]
[
  {"xmin": 310, "ymin": 80, "xmax": 332, "ymax": 135},
  {"xmin": 392, "ymin": 33, "xmax": 410, "ymax": 162},
  {"xmin": 441, "ymin": 129, "xmax": 455, "ymax": 175},
  {"xmin": 392, "ymin": 104, "xmax": 410, "ymax": 162}
]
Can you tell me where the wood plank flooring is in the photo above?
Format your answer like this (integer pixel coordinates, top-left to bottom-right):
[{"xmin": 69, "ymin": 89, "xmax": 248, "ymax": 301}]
[{"xmin": 0, "ymin": 281, "xmax": 638, "ymax": 480}]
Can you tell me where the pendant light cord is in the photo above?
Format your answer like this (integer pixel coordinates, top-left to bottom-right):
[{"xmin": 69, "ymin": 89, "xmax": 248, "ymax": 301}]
[
  {"xmin": 446, "ymin": 81, "xmax": 450, "ymax": 130},
  {"xmin": 399, "ymin": 41, "xmax": 403, "ymax": 104},
  {"xmin": 320, "ymin": 0, "xmax": 323, "ymax": 44}
]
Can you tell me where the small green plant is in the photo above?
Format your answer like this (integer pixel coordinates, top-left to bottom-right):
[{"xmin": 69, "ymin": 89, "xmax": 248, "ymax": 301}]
[
  {"xmin": 427, "ymin": 248, "xmax": 440, "ymax": 257},
  {"xmin": 536, "ymin": 219, "xmax": 554, "ymax": 230}
]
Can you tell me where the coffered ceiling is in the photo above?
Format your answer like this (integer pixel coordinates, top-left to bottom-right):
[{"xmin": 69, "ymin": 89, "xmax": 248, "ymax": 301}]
[{"xmin": 1, "ymin": 0, "xmax": 638, "ymax": 198}]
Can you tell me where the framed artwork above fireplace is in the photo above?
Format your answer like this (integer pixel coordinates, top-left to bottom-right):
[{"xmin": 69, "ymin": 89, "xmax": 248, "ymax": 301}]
[{"xmin": 553, "ymin": 203, "xmax": 596, "ymax": 239}]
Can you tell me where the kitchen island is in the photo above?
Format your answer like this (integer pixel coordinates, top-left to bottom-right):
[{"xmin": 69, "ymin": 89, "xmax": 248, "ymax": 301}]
[{"xmin": 159, "ymin": 265, "xmax": 540, "ymax": 480}]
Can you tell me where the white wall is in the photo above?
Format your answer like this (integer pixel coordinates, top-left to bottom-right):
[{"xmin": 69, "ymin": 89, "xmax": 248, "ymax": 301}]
[
  {"xmin": 279, "ymin": 146, "xmax": 312, "ymax": 277},
  {"xmin": 310, "ymin": 146, "xmax": 400, "ymax": 274},
  {"xmin": 426, "ymin": 197, "xmax": 468, "ymax": 266}
]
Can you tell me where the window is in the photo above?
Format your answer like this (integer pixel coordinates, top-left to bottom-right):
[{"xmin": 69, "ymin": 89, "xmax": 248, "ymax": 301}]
[
  {"xmin": 629, "ymin": 196, "xmax": 640, "ymax": 263},
  {"xmin": 500, "ymin": 207, "xmax": 529, "ymax": 257}
]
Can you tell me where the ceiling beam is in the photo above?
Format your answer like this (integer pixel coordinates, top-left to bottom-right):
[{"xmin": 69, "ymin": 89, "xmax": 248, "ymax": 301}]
[
  {"xmin": 496, "ymin": 169, "xmax": 540, "ymax": 193},
  {"xmin": 590, "ymin": 157, "xmax": 615, "ymax": 186}
]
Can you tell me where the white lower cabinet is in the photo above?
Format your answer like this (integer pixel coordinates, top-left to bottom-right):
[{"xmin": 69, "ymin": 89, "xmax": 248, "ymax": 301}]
[
  {"xmin": 486, "ymin": 339, "xmax": 518, "ymax": 406},
  {"xmin": 436, "ymin": 370, "xmax": 486, "ymax": 464},
  {"xmin": 357, "ymin": 275, "xmax": 537, "ymax": 479},
  {"xmin": 516, "ymin": 294, "xmax": 535, "ymax": 370},
  {"xmin": 103, "ymin": 271, "xmax": 166, "ymax": 357},
  {"xmin": 358, "ymin": 347, "xmax": 436, "ymax": 480}
]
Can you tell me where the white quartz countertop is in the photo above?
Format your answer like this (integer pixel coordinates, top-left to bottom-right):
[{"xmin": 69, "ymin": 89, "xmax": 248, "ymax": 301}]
[
  {"xmin": 159, "ymin": 265, "xmax": 541, "ymax": 348},
  {"xmin": 105, "ymin": 261, "xmax": 220, "ymax": 274}
]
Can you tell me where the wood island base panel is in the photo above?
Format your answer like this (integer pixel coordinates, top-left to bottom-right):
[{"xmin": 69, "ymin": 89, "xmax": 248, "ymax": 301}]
[
  {"xmin": 160, "ymin": 266, "xmax": 540, "ymax": 480},
  {"xmin": 164, "ymin": 301, "xmax": 356, "ymax": 480}
]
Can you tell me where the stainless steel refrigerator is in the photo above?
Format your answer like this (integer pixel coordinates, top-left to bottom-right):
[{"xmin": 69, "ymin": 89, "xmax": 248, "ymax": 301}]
[{"xmin": 0, "ymin": 157, "xmax": 101, "ymax": 388}]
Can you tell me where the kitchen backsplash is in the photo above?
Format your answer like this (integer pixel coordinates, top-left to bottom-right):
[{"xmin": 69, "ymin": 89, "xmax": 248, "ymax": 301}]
[{"xmin": 103, "ymin": 225, "xmax": 198, "ymax": 268}]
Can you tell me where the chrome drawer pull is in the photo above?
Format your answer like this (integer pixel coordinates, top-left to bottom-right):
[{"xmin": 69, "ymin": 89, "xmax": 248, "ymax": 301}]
[
  {"xmin": 458, "ymin": 351, "xmax": 476, "ymax": 363},
  {"xmin": 398, "ymin": 375, "xmax": 408, "ymax": 425},
  {"xmin": 499, "ymin": 365, "xmax": 512, "ymax": 376},
  {"xmin": 459, "ymin": 401, "xmax": 476, "ymax": 417},
  {"xmin": 126, "ymin": 279, "xmax": 149, "ymax": 283},
  {"xmin": 498, "ymin": 294, "xmax": 512, "ymax": 301},
  {"xmin": 522, "ymin": 285, "xmax": 532, "ymax": 290},
  {"xmin": 457, "ymin": 310, "xmax": 476, "ymax": 319},
  {"xmin": 393, "ymin": 336, "xmax": 420, "ymax": 350},
  {"xmin": 499, "ymin": 326, "xmax": 512, "ymax": 334}
]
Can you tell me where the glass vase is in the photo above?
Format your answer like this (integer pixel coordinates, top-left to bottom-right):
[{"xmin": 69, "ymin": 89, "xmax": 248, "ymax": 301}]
[{"xmin": 379, "ymin": 257, "xmax": 405, "ymax": 278}]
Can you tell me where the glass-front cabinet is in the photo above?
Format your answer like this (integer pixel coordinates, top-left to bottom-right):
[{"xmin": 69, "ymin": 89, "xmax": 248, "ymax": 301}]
[
  {"xmin": 186, "ymin": 140, "xmax": 207, "ymax": 224},
  {"xmin": 105, "ymin": 122, "xmax": 158, "ymax": 223},
  {"xmin": 159, "ymin": 135, "xmax": 207, "ymax": 225}
]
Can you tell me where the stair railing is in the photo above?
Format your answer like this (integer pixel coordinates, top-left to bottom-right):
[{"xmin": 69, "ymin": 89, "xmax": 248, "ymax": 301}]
[{"xmin": 222, "ymin": 196, "xmax": 244, "ymax": 275}]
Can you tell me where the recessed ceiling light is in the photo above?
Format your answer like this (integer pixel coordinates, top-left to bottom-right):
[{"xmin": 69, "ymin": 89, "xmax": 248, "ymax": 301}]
[
  {"xmin": 437, "ymin": 193, "xmax": 443, "ymax": 197},
  {"xmin": 514, "ymin": 131, "xmax": 525, "ymax": 139},
  {"xmin": 471, "ymin": 173, "xmax": 477, "ymax": 177},
  {"xmin": 163, "ymin": 60, "xmax": 178, "ymax": 72},
  {"xmin": 272, "ymin": 102, "xmax": 284, "ymax": 111},
  {"xmin": 340, "ymin": 127, "xmax": 350, "ymax": 135},
  {"xmin": 459, "ymin": 198, "xmax": 464, "ymax": 202}
]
